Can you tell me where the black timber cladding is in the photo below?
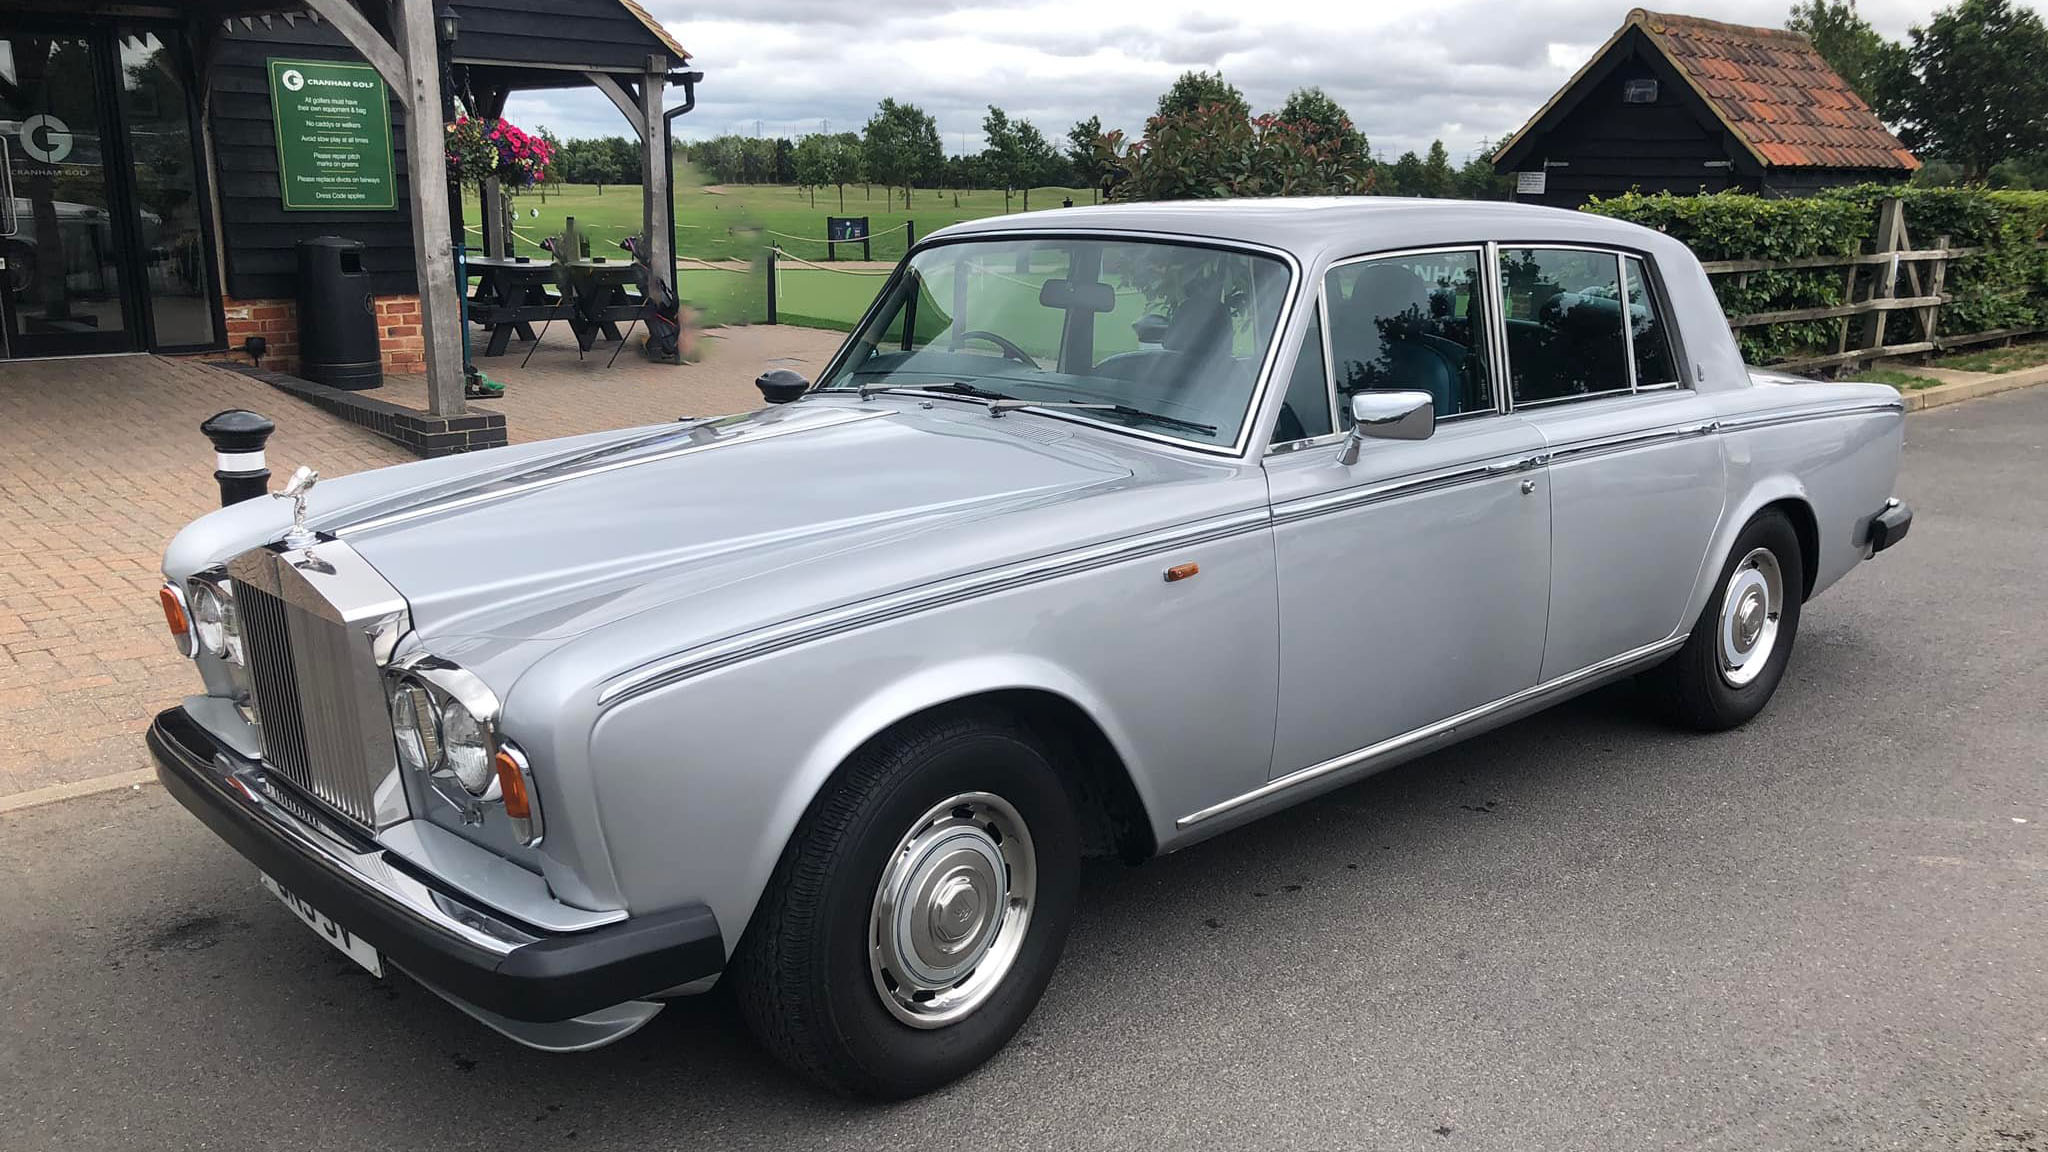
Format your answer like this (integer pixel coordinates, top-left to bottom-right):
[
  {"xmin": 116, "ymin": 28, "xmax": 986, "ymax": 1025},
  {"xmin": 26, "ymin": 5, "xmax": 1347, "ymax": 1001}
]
[
  {"xmin": 209, "ymin": 0, "xmax": 676, "ymax": 299},
  {"xmin": 1494, "ymin": 28, "xmax": 1908, "ymax": 207}
]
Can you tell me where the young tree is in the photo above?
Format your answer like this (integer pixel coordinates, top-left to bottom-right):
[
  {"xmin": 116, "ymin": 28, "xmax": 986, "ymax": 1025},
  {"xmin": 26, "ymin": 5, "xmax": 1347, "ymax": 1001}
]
[
  {"xmin": 1156, "ymin": 70, "xmax": 1250, "ymax": 119},
  {"xmin": 1277, "ymin": 87, "xmax": 1367, "ymax": 162},
  {"xmin": 1012, "ymin": 119, "xmax": 1066, "ymax": 209},
  {"xmin": 981, "ymin": 104, "xmax": 1022, "ymax": 210},
  {"xmin": 863, "ymin": 98, "xmax": 944, "ymax": 209},
  {"xmin": 1066, "ymin": 116, "xmax": 1107, "ymax": 201},
  {"xmin": 1787, "ymin": 0, "xmax": 1909, "ymax": 118},
  {"xmin": 1418, "ymin": 139, "xmax": 1456, "ymax": 198},
  {"xmin": 1894, "ymin": 0, "xmax": 2048, "ymax": 178}
]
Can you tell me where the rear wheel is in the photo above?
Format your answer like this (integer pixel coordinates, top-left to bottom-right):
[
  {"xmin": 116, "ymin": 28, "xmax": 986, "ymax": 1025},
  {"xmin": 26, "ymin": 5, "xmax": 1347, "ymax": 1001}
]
[
  {"xmin": 732, "ymin": 709, "xmax": 1079, "ymax": 1098},
  {"xmin": 1647, "ymin": 509, "xmax": 1804, "ymax": 731}
]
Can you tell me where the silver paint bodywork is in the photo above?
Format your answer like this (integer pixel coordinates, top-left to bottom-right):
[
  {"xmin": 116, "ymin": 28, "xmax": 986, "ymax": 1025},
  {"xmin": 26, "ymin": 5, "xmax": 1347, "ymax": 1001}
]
[{"xmin": 161, "ymin": 200, "xmax": 1906, "ymax": 1024}]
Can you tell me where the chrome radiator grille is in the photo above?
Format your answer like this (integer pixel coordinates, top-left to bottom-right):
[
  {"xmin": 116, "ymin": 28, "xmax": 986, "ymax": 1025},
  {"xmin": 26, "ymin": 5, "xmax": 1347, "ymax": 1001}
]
[{"xmin": 233, "ymin": 568, "xmax": 395, "ymax": 830}]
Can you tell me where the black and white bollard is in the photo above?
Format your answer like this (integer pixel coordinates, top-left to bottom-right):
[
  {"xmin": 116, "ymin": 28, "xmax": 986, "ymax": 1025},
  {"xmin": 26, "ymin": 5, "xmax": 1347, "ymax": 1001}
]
[{"xmin": 200, "ymin": 409, "xmax": 275, "ymax": 507}]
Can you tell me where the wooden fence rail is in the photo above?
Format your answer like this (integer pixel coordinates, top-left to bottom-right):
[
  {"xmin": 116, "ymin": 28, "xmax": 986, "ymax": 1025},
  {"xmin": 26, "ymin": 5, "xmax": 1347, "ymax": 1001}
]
[{"xmin": 1692, "ymin": 197, "xmax": 2042, "ymax": 374}]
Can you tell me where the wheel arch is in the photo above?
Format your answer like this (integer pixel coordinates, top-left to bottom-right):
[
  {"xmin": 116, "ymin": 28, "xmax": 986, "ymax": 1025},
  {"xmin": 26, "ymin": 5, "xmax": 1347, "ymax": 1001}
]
[{"xmin": 1689, "ymin": 475, "xmax": 1820, "ymax": 623}]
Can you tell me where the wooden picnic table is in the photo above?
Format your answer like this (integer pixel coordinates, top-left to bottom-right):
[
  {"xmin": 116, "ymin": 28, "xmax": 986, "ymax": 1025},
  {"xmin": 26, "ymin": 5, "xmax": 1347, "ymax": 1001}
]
[
  {"xmin": 466, "ymin": 256, "xmax": 559, "ymax": 357},
  {"xmin": 562, "ymin": 258, "xmax": 643, "ymax": 352}
]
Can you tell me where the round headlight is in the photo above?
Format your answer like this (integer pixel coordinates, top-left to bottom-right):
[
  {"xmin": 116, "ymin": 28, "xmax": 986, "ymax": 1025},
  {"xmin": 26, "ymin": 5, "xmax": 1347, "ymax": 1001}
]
[
  {"xmin": 390, "ymin": 677, "xmax": 441, "ymax": 773},
  {"xmin": 190, "ymin": 583, "xmax": 227, "ymax": 657},
  {"xmin": 438, "ymin": 695, "xmax": 494, "ymax": 796}
]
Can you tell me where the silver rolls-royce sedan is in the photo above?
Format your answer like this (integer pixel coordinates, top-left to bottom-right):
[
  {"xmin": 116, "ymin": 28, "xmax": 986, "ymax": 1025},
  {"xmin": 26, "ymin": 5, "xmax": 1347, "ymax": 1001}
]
[{"xmin": 150, "ymin": 199, "xmax": 1911, "ymax": 1097}]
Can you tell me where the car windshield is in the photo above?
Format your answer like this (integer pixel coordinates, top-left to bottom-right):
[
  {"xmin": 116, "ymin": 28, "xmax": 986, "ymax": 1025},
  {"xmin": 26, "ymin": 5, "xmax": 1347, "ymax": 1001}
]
[{"xmin": 816, "ymin": 236, "xmax": 1294, "ymax": 448}]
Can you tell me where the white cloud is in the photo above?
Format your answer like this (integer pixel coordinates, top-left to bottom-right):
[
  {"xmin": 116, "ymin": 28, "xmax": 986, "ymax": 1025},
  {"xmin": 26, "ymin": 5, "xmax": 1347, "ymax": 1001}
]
[{"xmin": 502, "ymin": 0, "xmax": 2034, "ymax": 164}]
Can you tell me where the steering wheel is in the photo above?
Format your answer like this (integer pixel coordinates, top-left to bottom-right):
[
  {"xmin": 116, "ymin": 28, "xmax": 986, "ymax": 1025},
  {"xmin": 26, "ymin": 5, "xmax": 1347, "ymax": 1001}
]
[{"xmin": 960, "ymin": 329, "xmax": 1040, "ymax": 369}]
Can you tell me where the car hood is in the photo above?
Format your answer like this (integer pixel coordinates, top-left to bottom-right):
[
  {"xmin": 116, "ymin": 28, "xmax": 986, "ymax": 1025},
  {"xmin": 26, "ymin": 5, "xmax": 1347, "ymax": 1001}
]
[{"xmin": 330, "ymin": 401, "xmax": 1137, "ymax": 643}]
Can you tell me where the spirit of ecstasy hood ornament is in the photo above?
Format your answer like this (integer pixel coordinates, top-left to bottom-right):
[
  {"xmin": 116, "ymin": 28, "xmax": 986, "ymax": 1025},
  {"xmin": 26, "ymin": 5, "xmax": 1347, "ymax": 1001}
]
[{"xmin": 274, "ymin": 465, "xmax": 320, "ymax": 549}]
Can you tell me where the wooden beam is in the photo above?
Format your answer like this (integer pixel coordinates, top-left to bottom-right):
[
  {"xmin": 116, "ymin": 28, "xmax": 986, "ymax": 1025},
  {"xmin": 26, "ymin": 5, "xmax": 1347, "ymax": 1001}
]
[
  {"xmin": 300, "ymin": 0, "xmax": 406, "ymax": 92},
  {"xmin": 586, "ymin": 72, "xmax": 643, "ymax": 127},
  {"xmin": 639, "ymin": 54, "xmax": 670, "ymax": 348},
  {"xmin": 389, "ymin": 0, "xmax": 465, "ymax": 415},
  {"xmin": 1727, "ymin": 294, "xmax": 1947, "ymax": 328}
]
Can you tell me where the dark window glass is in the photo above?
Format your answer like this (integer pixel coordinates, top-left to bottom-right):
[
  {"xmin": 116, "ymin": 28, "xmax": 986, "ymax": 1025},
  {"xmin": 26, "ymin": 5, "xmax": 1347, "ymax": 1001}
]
[
  {"xmin": 1623, "ymin": 255, "xmax": 1680, "ymax": 387},
  {"xmin": 1274, "ymin": 309, "xmax": 1332, "ymax": 442},
  {"xmin": 1499, "ymin": 248, "xmax": 1630, "ymax": 405},
  {"xmin": 117, "ymin": 28, "xmax": 219, "ymax": 348},
  {"xmin": 1324, "ymin": 250, "xmax": 1492, "ymax": 421}
]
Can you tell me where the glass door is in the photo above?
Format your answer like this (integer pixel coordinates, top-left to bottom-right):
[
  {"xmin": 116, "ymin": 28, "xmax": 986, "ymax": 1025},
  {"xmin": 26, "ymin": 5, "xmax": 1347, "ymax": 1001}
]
[{"xmin": 0, "ymin": 30, "xmax": 135, "ymax": 357}]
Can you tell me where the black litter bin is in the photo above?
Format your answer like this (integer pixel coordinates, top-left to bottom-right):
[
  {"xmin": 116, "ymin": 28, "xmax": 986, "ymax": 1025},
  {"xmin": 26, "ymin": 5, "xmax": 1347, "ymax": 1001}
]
[{"xmin": 296, "ymin": 236, "xmax": 382, "ymax": 390}]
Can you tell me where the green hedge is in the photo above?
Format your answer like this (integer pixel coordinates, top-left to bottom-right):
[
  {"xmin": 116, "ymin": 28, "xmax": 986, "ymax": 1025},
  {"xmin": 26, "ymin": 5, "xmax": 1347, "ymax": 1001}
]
[{"xmin": 1583, "ymin": 186, "xmax": 2048, "ymax": 365}]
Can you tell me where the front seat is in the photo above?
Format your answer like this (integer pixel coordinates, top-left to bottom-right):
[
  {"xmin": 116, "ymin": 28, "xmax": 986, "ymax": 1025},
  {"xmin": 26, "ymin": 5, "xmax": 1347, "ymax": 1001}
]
[{"xmin": 1331, "ymin": 265, "xmax": 1464, "ymax": 417}]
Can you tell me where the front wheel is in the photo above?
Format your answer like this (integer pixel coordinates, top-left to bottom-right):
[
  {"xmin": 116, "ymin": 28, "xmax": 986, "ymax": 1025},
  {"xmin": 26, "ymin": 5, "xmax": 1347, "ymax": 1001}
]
[
  {"xmin": 1646, "ymin": 509, "xmax": 1804, "ymax": 731},
  {"xmin": 732, "ymin": 710, "xmax": 1079, "ymax": 1098}
]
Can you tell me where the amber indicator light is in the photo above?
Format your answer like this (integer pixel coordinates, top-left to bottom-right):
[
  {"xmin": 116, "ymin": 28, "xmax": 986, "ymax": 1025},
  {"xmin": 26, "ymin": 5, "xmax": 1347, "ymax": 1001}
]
[
  {"xmin": 159, "ymin": 585, "xmax": 190, "ymax": 639},
  {"xmin": 494, "ymin": 751, "xmax": 532, "ymax": 820},
  {"xmin": 1163, "ymin": 562, "xmax": 1200, "ymax": 583}
]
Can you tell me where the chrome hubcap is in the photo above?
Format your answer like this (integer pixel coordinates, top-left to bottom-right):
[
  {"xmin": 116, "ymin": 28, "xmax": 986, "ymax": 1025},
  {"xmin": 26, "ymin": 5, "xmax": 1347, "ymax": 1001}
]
[
  {"xmin": 1718, "ymin": 547, "xmax": 1784, "ymax": 688},
  {"xmin": 869, "ymin": 792, "xmax": 1035, "ymax": 1029}
]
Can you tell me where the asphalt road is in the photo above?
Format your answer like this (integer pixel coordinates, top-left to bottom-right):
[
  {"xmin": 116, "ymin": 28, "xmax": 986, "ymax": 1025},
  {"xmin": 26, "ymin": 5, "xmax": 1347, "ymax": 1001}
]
[{"xmin": 5, "ymin": 389, "xmax": 2044, "ymax": 1152}]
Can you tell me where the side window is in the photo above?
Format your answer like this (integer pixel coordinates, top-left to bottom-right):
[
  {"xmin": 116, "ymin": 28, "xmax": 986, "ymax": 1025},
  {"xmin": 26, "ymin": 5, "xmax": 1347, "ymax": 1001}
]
[
  {"xmin": 1499, "ymin": 248, "xmax": 1630, "ymax": 405},
  {"xmin": 1623, "ymin": 256, "xmax": 1681, "ymax": 388},
  {"xmin": 1325, "ymin": 250, "xmax": 1494, "ymax": 423},
  {"xmin": 1274, "ymin": 309, "xmax": 1333, "ymax": 443}
]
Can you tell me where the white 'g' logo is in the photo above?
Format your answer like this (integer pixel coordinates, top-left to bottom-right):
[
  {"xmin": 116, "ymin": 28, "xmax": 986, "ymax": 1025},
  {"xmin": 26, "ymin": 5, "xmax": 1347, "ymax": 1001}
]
[
  {"xmin": 19, "ymin": 114, "xmax": 72, "ymax": 163},
  {"xmin": 281, "ymin": 68, "xmax": 306, "ymax": 92}
]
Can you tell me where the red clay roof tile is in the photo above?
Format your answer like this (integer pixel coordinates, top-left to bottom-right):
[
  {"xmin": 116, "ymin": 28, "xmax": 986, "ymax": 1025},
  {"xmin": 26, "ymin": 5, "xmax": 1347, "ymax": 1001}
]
[{"xmin": 1630, "ymin": 8, "xmax": 1916, "ymax": 170}]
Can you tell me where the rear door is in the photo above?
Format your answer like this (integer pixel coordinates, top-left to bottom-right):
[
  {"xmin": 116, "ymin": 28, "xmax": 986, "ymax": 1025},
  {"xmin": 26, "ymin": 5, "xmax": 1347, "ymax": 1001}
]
[{"xmin": 1495, "ymin": 247, "xmax": 1726, "ymax": 679}]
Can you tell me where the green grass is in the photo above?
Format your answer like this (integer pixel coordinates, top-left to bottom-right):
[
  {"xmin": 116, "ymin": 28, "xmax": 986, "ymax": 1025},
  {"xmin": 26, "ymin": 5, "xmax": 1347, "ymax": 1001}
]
[
  {"xmin": 1929, "ymin": 339, "xmax": 2048, "ymax": 374},
  {"xmin": 466, "ymin": 168, "xmax": 1098, "ymax": 329},
  {"xmin": 1856, "ymin": 367, "xmax": 1945, "ymax": 391}
]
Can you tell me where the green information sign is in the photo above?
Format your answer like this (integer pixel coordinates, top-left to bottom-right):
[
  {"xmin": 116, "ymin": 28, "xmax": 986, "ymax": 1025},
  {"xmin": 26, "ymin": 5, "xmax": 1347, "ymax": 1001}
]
[{"xmin": 267, "ymin": 58, "xmax": 395, "ymax": 211}]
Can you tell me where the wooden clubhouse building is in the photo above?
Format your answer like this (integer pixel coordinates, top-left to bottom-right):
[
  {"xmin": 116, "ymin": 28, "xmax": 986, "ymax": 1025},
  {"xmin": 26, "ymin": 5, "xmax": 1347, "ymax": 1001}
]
[{"xmin": 1495, "ymin": 9, "xmax": 1918, "ymax": 207}]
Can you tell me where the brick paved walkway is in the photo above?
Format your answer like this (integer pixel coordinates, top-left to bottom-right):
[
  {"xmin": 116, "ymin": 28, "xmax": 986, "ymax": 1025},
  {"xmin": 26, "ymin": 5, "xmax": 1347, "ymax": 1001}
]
[{"xmin": 0, "ymin": 324, "xmax": 843, "ymax": 798}]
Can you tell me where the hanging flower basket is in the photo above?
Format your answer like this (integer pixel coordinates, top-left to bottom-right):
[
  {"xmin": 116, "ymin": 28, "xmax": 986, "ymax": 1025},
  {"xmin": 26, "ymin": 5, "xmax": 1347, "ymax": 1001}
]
[{"xmin": 444, "ymin": 116, "xmax": 553, "ymax": 190}]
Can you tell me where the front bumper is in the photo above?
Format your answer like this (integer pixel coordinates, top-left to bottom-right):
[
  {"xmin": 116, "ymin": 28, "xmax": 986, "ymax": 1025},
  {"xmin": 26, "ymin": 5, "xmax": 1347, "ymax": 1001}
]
[{"xmin": 148, "ymin": 706, "xmax": 724, "ymax": 1023}]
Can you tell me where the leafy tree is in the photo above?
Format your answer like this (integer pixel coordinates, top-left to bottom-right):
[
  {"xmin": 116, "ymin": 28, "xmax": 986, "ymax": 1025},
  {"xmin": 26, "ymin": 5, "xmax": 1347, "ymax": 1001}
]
[
  {"xmin": 1787, "ymin": 0, "xmax": 1910, "ymax": 117},
  {"xmin": 1276, "ymin": 87, "xmax": 1367, "ymax": 161},
  {"xmin": 1116, "ymin": 104, "xmax": 1371, "ymax": 201},
  {"xmin": 1418, "ymin": 139, "xmax": 1456, "ymax": 198},
  {"xmin": 862, "ymin": 98, "xmax": 944, "ymax": 209},
  {"xmin": 1384, "ymin": 150, "xmax": 1424, "ymax": 196},
  {"xmin": 1455, "ymin": 140, "xmax": 1513, "ymax": 200},
  {"xmin": 1156, "ymin": 70, "xmax": 1249, "ymax": 119},
  {"xmin": 982, "ymin": 104, "xmax": 1022, "ymax": 209},
  {"xmin": 1066, "ymin": 116, "xmax": 1111, "ymax": 201},
  {"xmin": 1012, "ymin": 119, "xmax": 1067, "ymax": 209},
  {"xmin": 1893, "ymin": 0, "xmax": 2048, "ymax": 178}
]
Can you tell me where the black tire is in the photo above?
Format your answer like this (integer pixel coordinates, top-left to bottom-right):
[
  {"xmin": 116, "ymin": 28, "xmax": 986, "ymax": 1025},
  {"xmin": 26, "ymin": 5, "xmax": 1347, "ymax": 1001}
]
[
  {"xmin": 731, "ymin": 708, "xmax": 1080, "ymax": 1099},
  {"xmin": 1647, "ymin": 509, "xmax": 1804, "ymax": 731}
]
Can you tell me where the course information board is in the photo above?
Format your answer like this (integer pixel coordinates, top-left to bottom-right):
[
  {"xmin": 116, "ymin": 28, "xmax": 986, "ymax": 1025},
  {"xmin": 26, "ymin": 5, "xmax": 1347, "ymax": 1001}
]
[{"xmin": 267, "ymin": 59, "xmax": 395, "ymax": 211}]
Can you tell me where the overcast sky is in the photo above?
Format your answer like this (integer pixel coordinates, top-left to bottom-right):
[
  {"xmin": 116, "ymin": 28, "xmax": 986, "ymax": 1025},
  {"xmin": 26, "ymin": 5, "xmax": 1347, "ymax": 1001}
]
[{"xmin": 504, "ymin": 0, "xmax": 1978, "ymax": 166}]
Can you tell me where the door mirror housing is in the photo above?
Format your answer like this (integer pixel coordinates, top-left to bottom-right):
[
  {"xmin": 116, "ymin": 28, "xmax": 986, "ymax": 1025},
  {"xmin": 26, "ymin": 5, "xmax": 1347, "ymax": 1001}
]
[
  {"xmin": 1338, "ymin": 390, "xmax": 1435, "ymax": 464},
  {"xmin": 755, "ymin": 368, "xmax": 809, "ymax": 404}
]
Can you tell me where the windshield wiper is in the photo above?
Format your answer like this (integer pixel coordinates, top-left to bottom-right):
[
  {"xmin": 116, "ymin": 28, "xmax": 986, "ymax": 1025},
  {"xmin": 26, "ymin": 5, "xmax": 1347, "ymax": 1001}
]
[
  {"xmin": 857, "ymin": 380, "xmax": 1013, "ymax": 403},
  {"xmin": 987, "ymin": 399, "xmax": 1218, "ymax": 436}
]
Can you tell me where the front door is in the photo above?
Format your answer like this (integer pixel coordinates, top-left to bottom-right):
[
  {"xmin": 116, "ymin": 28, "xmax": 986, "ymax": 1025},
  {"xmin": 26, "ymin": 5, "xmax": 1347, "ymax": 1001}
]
[
  {"xmin": 0, "ymin": 30, "xmax": 134, "ymax": 357},
  {"xmin": 1264, "ymin": 246, "xmax": 1552, "ymax": 779}
]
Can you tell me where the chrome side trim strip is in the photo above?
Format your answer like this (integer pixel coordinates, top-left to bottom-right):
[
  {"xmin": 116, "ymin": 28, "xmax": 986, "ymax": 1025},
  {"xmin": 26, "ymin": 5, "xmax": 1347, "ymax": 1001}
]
[
  {"xmin": 337, "ymin": 409, "xmax": 890, "ymax": 536},
  {"xmin": 1269, "ymin": 452, "xmax": 1542, "ymax": 527},
  {"xmin": 597, "ymin": 507, "xmax": 1276, "ymax": 708},
  {"xmin": 1175, "ymin": 632, "xmax": 1690, "ymax": 829},
  {"xmin": 1544, "ymin": 420, "xmax": 1720, "ymax": 464},
  {"xmin": 1718, "ymin": 401, "xmax": 1904, "ymax": 433}
]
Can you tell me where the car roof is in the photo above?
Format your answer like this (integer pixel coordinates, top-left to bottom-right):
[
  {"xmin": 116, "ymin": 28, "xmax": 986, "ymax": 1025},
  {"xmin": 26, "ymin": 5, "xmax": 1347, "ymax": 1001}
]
[{"xmin": 929, "ymin": 197, "xmax": 1671, "ymax": 265}]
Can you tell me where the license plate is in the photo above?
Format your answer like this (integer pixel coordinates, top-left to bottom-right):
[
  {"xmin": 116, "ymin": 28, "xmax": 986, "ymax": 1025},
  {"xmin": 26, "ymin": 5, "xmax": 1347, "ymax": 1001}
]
[{"xmin": 260, "ymin": 873, "xmax": 384, "ymax": 977}]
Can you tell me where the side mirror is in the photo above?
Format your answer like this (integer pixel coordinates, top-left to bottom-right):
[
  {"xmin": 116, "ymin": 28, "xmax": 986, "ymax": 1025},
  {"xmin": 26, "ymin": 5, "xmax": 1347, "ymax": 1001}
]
[
  {"xmin": 1337, "ymin": 390, "xmax": 1435, "ymax": 464},
  {"xmin": 755, "ymin": 368, "xmax": 809, "ymax": 405}
]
